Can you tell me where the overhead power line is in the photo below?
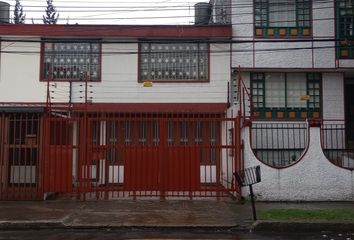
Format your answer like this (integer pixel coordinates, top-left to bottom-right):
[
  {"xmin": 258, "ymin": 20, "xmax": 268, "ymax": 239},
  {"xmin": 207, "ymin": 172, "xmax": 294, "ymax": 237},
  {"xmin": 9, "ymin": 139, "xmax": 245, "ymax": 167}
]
[
  {"xmin": 0, "ymin": 44, "xmax": 339, "ymax": 56},
  {"xmin": 0, "ymin": 0, "xmax": 341, "ymax": 24}
]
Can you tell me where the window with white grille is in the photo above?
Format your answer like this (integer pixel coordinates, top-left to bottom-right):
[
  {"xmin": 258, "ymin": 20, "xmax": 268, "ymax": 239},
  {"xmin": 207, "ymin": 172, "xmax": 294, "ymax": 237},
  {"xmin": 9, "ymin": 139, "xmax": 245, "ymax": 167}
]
[
  {"xmin": 139, "ymin": 42, "xmax": 209, "ymax": 81},
  {"xmin": 42, "ymin": 42, "xmax": 100, "ymax": 81}
]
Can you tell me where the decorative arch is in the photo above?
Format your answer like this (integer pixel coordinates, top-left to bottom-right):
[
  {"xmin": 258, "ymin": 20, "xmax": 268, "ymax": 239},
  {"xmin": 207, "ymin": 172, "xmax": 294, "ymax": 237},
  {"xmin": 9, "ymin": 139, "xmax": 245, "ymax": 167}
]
[{"xmin": 250, "ymin": 121, "xmax": 309, "ymax": 168}]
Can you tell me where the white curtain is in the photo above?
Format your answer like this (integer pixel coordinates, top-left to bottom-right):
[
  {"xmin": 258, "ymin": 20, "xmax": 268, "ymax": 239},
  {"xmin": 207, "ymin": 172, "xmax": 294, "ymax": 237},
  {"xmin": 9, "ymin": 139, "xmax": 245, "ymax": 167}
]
[
  {"xmin": 269, "ymin": 0, "xmax": 296, "ymax": 27},
  {"xmin": 265, "ymin": 73, "xmax": 286, "ymax": 108},
  {"xmin": 287, "ymin": 73, "xmax": 307, "ymax": 108}
]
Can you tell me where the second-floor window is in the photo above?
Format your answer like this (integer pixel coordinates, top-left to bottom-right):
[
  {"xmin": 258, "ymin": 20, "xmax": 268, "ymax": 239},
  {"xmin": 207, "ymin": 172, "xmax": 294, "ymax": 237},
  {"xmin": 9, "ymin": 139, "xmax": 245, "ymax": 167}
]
[
  {"xmin": 139, "ymin": 42, "xmax": 209, "ymax": 82},
  {"xmin": 254, "ymin": 0, "xmax": 311, "ymax": 37},
  {"xmin": 337, "ymin": 0, "xmax": 354, "ymax": 58},
  {"xmin": 41, "ymin": 41, "xmax": 101, "ymax": 81}
]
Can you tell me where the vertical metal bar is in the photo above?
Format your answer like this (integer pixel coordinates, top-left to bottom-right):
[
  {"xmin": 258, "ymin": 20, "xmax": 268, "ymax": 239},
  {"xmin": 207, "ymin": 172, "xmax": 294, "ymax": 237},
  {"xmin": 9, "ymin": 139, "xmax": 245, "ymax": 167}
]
[
  {"xmin": 42, "ymin": 112, "xmax": 48, "ymax": 198},
  {"xmin": 60, "ymin": 117, "xmax": 64, "ymax": 194},
  {"xmin": 25, "ymin": 114, "xmax": 30, "ymax": 198},
  {"xmin": 216, "ymin": 117, "xmax": 221, "ymax": 199},
  {"xmin": 249, "ymin": 184, "xmax": 257, "ymax": 221},
  {"xmin": 3, "ymin": 116, "xmax": 9, "ymax": 200},
  {"xmin": 177, "ymin": 116, "xmax": 182, "ymax": 198},
  {"xmin": 12, "ymin": 114, "xmax": 16, "ymax": 199},
  {"xmin": 189, "ymin": 115, "xmax": 194, "ymax": 199},
  {"xmin": 106, "ymin": 114, "xmax": 110, "ymax": 200},
  {"xmin": 117, "ymin": 116, "xmax": 122, "ymax": 198},
  {"xmin": 139, "ymin": 113, "xmax": 143, "ymax": 197},
  {"xmin": 34, "ymin": 113, "xmax": 42, "ymax": 197},
  {"xmin": 184, "ymin": 115, "xmax": 188, "ymax": 197},
  {"xmin": 83, "ymin": 112, "xmax": 88, "ymax": 201},
  {"xmin": 17, "ymin": 114, "xmax": 23, "ymax": 199},
  {"xmin": 160, "ymin": 115, "xmax": 166, "ymax": 200},
  {"xmin": 131, "ymin": 113, "xmax": 137, "ymax": 200},
  {"xmin": 0, "ymin": 113, "xmax": 3, "ymax": 199},
  {"xmin": 232, "ymin": 118, "xmax": 237, "ymax": 193}
]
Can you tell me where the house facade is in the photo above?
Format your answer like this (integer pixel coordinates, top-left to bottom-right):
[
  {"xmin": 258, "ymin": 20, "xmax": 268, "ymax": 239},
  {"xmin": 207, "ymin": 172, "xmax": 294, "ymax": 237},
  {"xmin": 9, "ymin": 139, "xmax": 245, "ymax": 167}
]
[
  {"xmin": 0, "ymin": 0, "xmax": 353, "ymax": 202},
  {"xmin": 225, "ymin": 0, "xmax": 354, "ymax": 201},
  {"xmin": 0, "ymin": 23, "xmax": 240, "ymax": 200}
]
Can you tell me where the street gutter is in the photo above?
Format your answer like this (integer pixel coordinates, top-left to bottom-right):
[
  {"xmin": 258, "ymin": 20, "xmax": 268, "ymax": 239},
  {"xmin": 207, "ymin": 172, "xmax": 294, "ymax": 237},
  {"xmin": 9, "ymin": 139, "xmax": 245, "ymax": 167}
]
[
  {"xmin": 252, "ymin": 220, "xmax": 354, "ymax": 232},
  {"xmin": 1, "ymin": 219, "xmax": 354, "ymax": 233}
]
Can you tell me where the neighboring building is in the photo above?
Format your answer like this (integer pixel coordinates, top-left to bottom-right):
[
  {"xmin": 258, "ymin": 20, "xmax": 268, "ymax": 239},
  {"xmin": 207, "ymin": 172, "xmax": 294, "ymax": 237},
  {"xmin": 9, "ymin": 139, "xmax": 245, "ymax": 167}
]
[
  {"xmin": 225, "ymin": 0, "xmax": 354, "ymax": 201},
  {"xmin": 0, "ymin": 23, "xmax": 236, "ymax": 200}
]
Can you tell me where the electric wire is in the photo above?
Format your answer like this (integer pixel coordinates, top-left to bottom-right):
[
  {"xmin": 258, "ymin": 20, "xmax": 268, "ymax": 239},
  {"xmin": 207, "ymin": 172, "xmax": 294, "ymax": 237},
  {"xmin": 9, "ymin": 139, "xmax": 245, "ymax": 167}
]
[{"xmin": 2, "ymin": 0, "xmax": 343, "ymax": 24}]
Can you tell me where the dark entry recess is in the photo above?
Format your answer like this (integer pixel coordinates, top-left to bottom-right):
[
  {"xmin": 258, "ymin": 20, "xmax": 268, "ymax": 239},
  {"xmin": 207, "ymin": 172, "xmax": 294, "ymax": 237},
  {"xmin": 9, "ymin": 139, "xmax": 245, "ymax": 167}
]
[{"xmin": 345, "ymin": 81, "xmax": 354, "ymax": 148}]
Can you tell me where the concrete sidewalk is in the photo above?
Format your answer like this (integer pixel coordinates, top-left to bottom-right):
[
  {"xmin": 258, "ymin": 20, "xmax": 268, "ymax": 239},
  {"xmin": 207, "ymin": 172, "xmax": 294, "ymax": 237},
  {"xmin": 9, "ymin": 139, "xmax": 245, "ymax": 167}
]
[{"xmin": 0, "ymin": 200, "xmax": 353, "ymax": 232}]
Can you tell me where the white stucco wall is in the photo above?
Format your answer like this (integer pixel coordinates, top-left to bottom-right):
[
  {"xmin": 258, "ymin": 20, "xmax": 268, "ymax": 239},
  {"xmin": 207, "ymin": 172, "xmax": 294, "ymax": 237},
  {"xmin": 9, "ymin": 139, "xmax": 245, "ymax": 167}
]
[
  {"xmin": 242, "ymin": 125, "xmax": 354, "ymax": 201},
  {"xmin": 0, "ymin": 41, "xmax": 47, "ymax": 103},
  {"xmin": 338, "ymin": 60, "xmax": 354, "ymax": 68},
  {"xmin": 254, "ymin": 42, "xmax": 313, "ymax": 68}
]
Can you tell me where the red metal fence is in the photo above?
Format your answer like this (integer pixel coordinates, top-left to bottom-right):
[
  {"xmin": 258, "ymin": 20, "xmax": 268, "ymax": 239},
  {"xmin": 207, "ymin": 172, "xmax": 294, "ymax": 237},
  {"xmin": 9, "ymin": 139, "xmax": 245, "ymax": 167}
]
[
  {"xmin": 0, "ymin": 110, "xmax": 242, "ymax": 200},
  {"xmin": 0, "ymin": 112, "xmax": 43, "ymax": 200}
]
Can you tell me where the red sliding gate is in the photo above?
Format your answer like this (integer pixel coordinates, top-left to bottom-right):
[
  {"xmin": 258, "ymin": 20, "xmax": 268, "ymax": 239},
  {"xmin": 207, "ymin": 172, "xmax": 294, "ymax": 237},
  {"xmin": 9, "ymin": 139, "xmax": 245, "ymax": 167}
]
[{"xmin": 0, "ymin": 110, "xmax": 242, "ymax": 200}]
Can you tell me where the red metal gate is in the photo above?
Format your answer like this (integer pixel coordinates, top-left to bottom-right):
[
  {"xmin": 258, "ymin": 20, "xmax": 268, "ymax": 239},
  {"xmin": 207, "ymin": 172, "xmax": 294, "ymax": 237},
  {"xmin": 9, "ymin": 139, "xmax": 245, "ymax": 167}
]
[
  {"xmin": 0, "ymin": 112, "xmax": 43, "ymax": 200},
  {"xmin": 0, "ymin": 110, "xmax": 242, "ymax": 200}
]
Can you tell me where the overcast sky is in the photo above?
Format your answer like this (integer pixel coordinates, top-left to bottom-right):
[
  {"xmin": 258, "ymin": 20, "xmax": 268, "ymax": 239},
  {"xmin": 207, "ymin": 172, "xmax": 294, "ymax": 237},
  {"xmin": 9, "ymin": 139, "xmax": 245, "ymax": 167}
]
[{"xmin": 3, "ymin": 0, "xmax": 209, "ymax": 25}]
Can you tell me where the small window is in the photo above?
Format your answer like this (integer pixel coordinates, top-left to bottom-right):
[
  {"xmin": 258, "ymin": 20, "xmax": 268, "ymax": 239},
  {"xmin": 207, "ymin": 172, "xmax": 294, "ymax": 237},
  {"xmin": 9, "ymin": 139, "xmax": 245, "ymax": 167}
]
[
  {"xmin": 251, "ymin": 72, "xmax": 321, "ymax": 119},
  {"xmin": 254, "ymin": 0, "xmax": 311, "ymax": 37},
  {"xmin": 336, "ymin": 0, "xmax": 354, "ymax": 58},
  {"xmin": 139, "ymin": 42, "xmax": 209, "ymax": 82},
  {"xmin": 41, "ymin": 41, "xmax": 101, "ymax": 81}
]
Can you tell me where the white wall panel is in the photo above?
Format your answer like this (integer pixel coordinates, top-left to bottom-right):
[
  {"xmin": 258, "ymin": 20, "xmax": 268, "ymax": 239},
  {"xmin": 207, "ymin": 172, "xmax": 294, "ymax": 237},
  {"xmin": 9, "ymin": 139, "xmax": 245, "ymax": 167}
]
[
  {"xmin": 322, "ymin": 73, "xmax": 345, "ymax": 120},
  {"xmin": 0, "ymin": 41, "xmax": 46, "ymax": 103},
  {"xmin": 312, "ymin": 1, "xmax": 335, "ymax": 37},
  {"xmin": 232, "ymin": 42, "xmax": 253, "ymax": 68},
  {"xmin": 231, "ymin": 0, "xmax": 253, "ymax": 37},
  {"xmin": 313, "ymin": 41, "xmax": 336, "ymax": 68},
  {"xmin": 255, "ymin": 42, "xmax": 312, "ymax": 68}
]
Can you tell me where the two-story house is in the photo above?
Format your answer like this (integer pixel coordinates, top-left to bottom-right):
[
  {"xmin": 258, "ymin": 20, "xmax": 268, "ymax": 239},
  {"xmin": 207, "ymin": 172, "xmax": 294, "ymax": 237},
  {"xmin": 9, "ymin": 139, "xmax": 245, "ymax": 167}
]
[{"xmin": 0, "ymin": 18, "xmax": 239, "ymax": 200}]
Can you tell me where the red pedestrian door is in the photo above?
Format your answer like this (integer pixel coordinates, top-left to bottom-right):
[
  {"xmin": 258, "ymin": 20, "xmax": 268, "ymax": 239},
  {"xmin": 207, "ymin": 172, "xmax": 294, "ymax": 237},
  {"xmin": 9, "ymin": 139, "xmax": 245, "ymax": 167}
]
[{"xmin": 43, "ymin": 115, "xmax": 73, "ymax": 193}]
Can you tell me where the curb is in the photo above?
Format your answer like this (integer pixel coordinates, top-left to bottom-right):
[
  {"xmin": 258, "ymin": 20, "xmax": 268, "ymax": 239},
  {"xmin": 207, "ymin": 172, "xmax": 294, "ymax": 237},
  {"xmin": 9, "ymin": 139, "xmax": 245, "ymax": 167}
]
[
  {"xmin": 3, "ymin": 220, "xmax": 354, "ymax": 233},
  {"xmin": 252, "ymin": 220, "xmax": 354, "ymax": 232},
  {"xmin": 0, "ymin": 221, "xmax": 65, "ymax": 230},
  {"xmin": 0, "ymin": 221, "xmax": 248, "ymax": 232}
]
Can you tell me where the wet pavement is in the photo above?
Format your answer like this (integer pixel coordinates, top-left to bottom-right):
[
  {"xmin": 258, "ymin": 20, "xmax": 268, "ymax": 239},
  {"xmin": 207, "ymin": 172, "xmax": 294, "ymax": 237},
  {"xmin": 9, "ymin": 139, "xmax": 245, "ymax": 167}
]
[
  {"xmin": 0, "ymin": 200, "xmax": 250, "ymax": 229},
  {"xmin": 0, "ymin": 200, "xmax": 353, "ymax": 234}
]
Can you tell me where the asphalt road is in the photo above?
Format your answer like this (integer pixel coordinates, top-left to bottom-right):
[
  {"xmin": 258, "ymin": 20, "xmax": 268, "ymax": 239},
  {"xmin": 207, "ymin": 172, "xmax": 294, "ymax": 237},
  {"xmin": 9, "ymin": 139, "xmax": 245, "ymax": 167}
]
[{"xmin": 0, "ymin": 229, "xmax": 353, "ymax": 240}]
